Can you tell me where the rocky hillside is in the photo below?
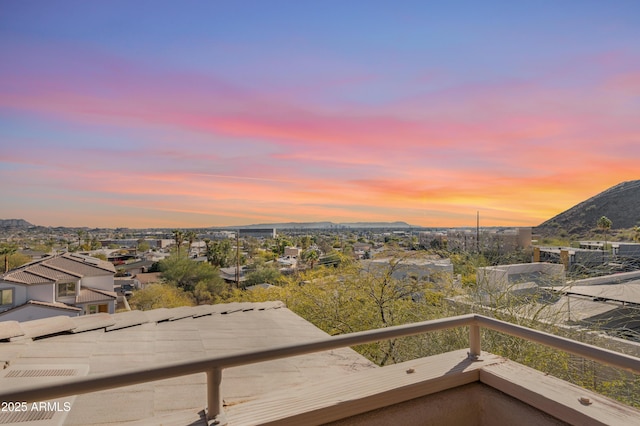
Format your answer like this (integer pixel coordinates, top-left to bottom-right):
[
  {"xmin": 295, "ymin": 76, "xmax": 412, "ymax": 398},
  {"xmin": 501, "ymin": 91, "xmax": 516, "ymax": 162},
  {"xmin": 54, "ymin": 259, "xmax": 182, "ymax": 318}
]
[
  {"xmin": 0, "ymin": 219, "xmax": 34, "ymax": 228},
  {"xmin": 534, "ymin": 180, "xmax": 640, "ymax": 238}
]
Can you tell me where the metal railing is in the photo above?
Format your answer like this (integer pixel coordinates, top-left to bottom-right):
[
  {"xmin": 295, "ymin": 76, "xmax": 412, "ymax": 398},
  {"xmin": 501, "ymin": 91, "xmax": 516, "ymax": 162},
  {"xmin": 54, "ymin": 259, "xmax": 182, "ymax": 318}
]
[{"xmin": 2, "ymin": 314, "xmax": 640, "ymax": 423}]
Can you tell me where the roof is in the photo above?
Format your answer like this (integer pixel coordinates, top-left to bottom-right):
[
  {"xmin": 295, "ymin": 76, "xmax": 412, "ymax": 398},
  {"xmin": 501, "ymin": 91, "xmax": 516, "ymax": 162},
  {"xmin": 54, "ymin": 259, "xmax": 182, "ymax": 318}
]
[
  {"xmin": 118, "ymin": 259, "xmax": 155, "ymax": 271},
  {"xmin": 1, "ymin": 253, "xmax": 115, "ymax": 286},
  {"xmin": 567, "ymin": 282, "xmax": 640, "ymax": 305},
  {"xmin": 75, "ymin": 288, "xmax": 117, "ymax": 304},
  {"xmin": 134, "ymin": 272, "xmax": 162, "ymax": 285},
  {"xmin": 0, "ymin": 301, "xmax": 375, "ymax": 425},
  {"xmin": 0, "ymin": 300, "xmax": 83, "ymax": 318}
]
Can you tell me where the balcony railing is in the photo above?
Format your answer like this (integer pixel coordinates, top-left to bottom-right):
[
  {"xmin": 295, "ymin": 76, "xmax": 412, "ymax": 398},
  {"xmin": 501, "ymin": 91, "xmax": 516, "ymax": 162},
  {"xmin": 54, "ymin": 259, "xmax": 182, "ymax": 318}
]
[{"xmin": 1, "ymin": 313, "xmax": 640, "ymax": 423}]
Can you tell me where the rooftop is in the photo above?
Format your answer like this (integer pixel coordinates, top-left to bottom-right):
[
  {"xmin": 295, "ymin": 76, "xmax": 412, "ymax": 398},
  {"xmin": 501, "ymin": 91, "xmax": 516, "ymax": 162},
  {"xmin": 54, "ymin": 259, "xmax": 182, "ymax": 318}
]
[
  {"xmin": 1, "ymin": 304, "xmax": 640, "ymax": 425},
  {"xmin": 1, "ymin": 253, "xmax": 115, "ymax": 285},
  {"xmin": 0, "ymin": 302, "xmax": 374, "ymax": 425}
]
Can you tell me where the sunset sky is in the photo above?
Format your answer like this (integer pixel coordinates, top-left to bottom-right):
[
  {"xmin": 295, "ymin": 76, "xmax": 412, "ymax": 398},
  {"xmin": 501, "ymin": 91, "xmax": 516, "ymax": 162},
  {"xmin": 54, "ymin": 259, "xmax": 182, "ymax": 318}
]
[{"xmin": 1, "ymin": 1, "xmax": 639, "ymax": 228}]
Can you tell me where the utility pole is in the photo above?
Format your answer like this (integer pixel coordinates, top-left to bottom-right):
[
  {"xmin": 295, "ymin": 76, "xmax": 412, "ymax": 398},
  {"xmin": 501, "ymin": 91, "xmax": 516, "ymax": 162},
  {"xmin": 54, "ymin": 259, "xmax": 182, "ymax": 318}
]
[
  {"xmin": 235, "ymin": 230, "xmax": 240, "ymax": 288},
  {"xmin": 476, "ymin": 211, "xmax": 480, "ymax": 253}
]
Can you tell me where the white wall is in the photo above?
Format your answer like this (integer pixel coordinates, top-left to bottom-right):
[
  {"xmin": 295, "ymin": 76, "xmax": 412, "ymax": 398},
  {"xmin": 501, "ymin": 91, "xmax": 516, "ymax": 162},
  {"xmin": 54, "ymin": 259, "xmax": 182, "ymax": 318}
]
[
  {"xmin": 26, "ymin": 283, "xmax": 56, "ymax": 303},
  {"xmin": 81, "ymin": 275, "xmax": 115, "ymax": 292},
  {"xmin": 0, "ymin": 283, "xmax": 28, "ymax": 308}
]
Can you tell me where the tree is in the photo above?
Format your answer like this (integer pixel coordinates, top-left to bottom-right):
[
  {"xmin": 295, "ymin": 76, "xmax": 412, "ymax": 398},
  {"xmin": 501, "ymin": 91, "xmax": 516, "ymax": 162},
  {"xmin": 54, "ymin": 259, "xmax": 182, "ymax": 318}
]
[
  {"xmin": 597, "ymin": 216, "xmax": 612, "ymax": 251},
  {"xmin": 128, "ymin": 284, "xmax": 194, "ymax": 310},
  {"xmin": 185, "ymin": 230, "xmax": 197, "ymax": 255},
  {"xmin": 172, "ymin": 229, "xmax": 185, "ymax": 256},
  {"xmin": 272, "ymin": 236, "xmax": 292, "ymax": 257},
  {"xmin": 303, "ymin": 248, "xmax": 320, "ymax": 269},
  {"xmin": 243, "ymin": 265, "xmax": 284, "ymax": 288},
  {"xmin": 159, "ymin": 254, "xmax": 225, "ymax": 294},
  {"xmin": 76, "ymin": 229, "xmax": 86, "ymax": 249},
  {"xmin": 137, "ymin": 240, "xmax": 151, "ymax": 252},
  {"xmin": 0, "ymin": 243, "xmax": 18, "ymax": 273},
  {"xmin": 92, "ymin": 253, "xmax": 108, "ymax": 261},
  {"xmin": 206, "ymin": 239, "xmax": 233, "ymax": 268}
]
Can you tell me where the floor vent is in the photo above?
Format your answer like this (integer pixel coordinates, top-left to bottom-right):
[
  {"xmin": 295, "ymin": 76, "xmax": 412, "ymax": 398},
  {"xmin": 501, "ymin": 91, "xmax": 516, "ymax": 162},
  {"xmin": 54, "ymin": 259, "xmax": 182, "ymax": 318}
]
[{"xmin": 6, "ymin": 369, "xmax": 77, "ymax": 378}]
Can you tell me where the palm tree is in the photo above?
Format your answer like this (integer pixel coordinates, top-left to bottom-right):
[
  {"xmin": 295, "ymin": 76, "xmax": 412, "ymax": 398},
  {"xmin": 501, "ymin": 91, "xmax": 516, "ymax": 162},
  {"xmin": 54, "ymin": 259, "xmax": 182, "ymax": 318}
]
[
  {"xmin": 76, "ymin": 229, "xmax": 86, "ymax": 249},
  {"xmin": 0, "ymin": 243, "xmax": 18, "ymax": 273},
  {"xmin": 172, "ymin": 229, "xmax": 185, "ymax": 256},
  {"xmin": 185, "ymin": 230, "xmax": 197, "ymax": 256},
  {"xmin": 303, "ymin": 248, "xmax": 320, "ymax": 269},
  {"xmin": 597, "ymin": 216, "xmax": 612, "ymax": 254}
]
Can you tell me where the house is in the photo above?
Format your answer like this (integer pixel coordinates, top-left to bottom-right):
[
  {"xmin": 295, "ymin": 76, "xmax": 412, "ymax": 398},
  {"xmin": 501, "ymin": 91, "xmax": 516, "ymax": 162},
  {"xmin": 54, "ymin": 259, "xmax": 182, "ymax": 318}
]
[
  {"xmin": 133, "ymin": 271, "xmax": 163, "ymax": 289},
  {"xmin": 0, "ymin": 253, "xmax": 117, "ymax": 322},
  {"xmin": 362, "ymin": 256, "xmax": 454, "ymax": 285}
]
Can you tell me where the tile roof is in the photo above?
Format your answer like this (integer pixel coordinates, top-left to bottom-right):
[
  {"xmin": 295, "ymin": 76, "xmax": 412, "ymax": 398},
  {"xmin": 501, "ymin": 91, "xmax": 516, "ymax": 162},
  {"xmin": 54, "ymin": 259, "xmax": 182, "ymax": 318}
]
[
  {"xmin": 0, "ymin": 301, "xmax": 82, "ymax": 322},
  {"xmin": 2, "ymin": 270, "xmax": 52, "ymax": 285},
  {"xmin": 1, "ymin": 253, "xmax": 115, "ymax": 286},
  {"xmin": 0, "ymin": 301, "xmax": 376, "ymax": 425},
  {"xmin": 133, "ymin": 272, "xmax": 162, "ymax": 285},
  {"xmin": 75, "ymin": 288, "xmax": 117, "ymax": 304}
]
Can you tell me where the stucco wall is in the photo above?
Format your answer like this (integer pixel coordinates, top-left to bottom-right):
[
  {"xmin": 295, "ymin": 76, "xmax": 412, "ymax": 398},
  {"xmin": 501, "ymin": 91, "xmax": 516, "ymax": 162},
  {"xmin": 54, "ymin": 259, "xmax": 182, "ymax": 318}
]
[
  {"xmin": 0, "ymin": 283, "xmax": 27, "ymax": 309},
  {"xmin": 26, "ymin": 283, "xmax": 56, "ymax": 303},
  {"xmin": 328, "ymin": 383, "xmax": 568, "ymax": 426},
  {"xmin": 81, "ymin": 275, "xmax": 114, "ymax": 292}
]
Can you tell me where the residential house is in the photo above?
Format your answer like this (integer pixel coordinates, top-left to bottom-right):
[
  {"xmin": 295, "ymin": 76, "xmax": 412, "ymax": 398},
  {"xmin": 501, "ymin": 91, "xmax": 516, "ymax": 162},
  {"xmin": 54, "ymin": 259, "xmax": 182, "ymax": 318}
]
[{"xmin": 0, "ymin": 253, "xmax": 116, "ymax": 322}]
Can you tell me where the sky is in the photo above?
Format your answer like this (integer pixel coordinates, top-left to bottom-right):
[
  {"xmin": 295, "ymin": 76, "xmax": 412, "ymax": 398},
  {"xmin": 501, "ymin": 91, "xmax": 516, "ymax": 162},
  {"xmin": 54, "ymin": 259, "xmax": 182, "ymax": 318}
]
[{"xmin": 1, "ymin": 1, "xmax": 639, "ymax": 229}]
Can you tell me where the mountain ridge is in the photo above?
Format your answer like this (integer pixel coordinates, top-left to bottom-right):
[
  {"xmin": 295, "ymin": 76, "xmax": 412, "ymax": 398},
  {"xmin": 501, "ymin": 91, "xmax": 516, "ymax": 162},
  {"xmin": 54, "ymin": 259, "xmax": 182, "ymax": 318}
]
[{"xmin": 534, "ymin": 180, "xmax": 640, "ymax": 237}]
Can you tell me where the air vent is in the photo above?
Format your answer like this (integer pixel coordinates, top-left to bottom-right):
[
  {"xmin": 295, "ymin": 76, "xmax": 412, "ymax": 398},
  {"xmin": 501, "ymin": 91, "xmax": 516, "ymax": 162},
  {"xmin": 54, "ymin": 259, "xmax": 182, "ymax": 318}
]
[
  {"xmin": 0, "ymin": 410, "xmax": 55, "ymax": 424},
  {"xmin": 6, "ymin": 369, "xmax": 77, "ymax": 378}
]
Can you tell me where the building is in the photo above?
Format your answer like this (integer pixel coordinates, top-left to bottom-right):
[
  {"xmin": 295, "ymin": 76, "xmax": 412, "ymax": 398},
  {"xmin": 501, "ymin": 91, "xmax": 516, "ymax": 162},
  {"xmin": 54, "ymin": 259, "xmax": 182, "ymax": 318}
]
[
  {"xmin": 476, "ymin": 262, "xmax": 566, "ymax": 295},
  {"xmin": 0, "ymin": 302, "xmax": 638, "ymax": 425},
  {"xmin": 447, "ymin": 227, "xmax": 532, "ymax": 253},
  {"xmin": 284, "ymin": 246, "xmax": 301, "ymax": 258},
  {"xmin": 418, "ymin": 231, "xmax": 446, "ymax": 249},
  {"xmin": 238, "ymin": 228, "xmax": 276, "ymax": 238},
  {"xmin": 362, "ymin": 257, "xmax": 454, "ymax": 285},
  {"xmin": 534, "ymin": 246, "xmax": 611, "ymax": 271},
  {"xmin": 0, "ymin": 253, "xmax": 116, "ymax": 322}
]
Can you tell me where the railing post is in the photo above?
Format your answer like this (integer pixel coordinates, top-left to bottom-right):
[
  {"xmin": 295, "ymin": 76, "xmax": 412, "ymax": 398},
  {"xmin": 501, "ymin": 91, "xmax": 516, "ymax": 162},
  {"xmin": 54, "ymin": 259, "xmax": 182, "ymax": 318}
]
[
  {"xmin": 207, "ymin": 367, "xmax": 225, "ymax": 424},
  {"xmin": 469, "ymin": 321, "xmax": 481, "ymax": 359}
]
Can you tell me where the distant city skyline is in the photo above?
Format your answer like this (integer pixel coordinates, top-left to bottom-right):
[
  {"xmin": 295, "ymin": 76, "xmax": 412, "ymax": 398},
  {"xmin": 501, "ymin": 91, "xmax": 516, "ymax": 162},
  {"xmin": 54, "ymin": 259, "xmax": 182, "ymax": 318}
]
[{"xmin": 1, "ymin": 1, "xmax": 639, "ymax": 228}]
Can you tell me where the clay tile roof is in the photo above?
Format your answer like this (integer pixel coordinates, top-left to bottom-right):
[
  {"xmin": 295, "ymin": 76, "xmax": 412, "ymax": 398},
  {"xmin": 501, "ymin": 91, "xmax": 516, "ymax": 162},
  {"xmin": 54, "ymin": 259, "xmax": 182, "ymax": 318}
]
[
  {"xmin": 1, "ymin": 253, "xmax": 115, "ymax": 286},
  {"xmin": 75, "ymin": 288, "xmax": 117, "ymax": 304},
  {"xmin": 2, "ymin": 271, "xmax": 52, "ymax": 285}
]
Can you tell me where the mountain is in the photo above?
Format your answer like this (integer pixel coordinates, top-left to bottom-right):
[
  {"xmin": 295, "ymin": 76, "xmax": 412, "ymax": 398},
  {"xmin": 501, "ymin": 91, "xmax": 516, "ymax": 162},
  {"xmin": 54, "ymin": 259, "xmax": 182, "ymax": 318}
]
[
  {"xmin": 0, "ymin": 219, "xmax": 34, "ymax": 228},
  {"xmin": 534, "ymin": 180, "xmax": 640, "ymax": 237}
]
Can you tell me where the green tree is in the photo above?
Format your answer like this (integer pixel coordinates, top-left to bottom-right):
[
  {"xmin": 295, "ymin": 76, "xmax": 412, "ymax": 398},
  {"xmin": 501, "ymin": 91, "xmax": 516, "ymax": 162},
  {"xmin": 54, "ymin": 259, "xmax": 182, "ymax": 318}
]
[
  {"xmin": 185, "ymin": 230, "xmax": 197, "ymax": 254},
  {"xmin": 89, "ymin": 236, "xmax": 102, "ymax": 250},
  {"xmin": 206, "ymin": 239, "xmax": 233, "ymax": 268},
  {"xmin": 300, "ymin": 235, "xmax": 312, "ymax": 250},
  {"xmin": 91, "ymin": 253, "xmax": 108, "ymax": 261},
  {"xmin": 129, "ymin": 284, "xmax": 194, "ymax": 310},
  {"xmin": 76, "ymin": 229, "xmax": 86, "ymax": 249},
  {"xmin": 137, "ymin": 240, "xmax": 151, "ymax": 252},
  {"xmin": 597, "ymin": 216, "xmax": 612, "ymax": 251},
  {"xmin": 0, "ymin": 243, "xmax": 18, "ymax": 273},
  {"xmin": 172, "ymin": 229, "xmax": 185, "ymax": 256},
  {"xmin": 272, "ymin": 236, "xmax": 292, "ymax": 257},
  {"xmin": 159, "ymin": 254, "xmax": 225, "ymax": 294},
  {"xmin": 243, "ymin": 265, "xmax": 284, "ymax": 288},
  {"xmin": 303, "ymin": 248, "xmax": 320, "ymax": 269}
]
